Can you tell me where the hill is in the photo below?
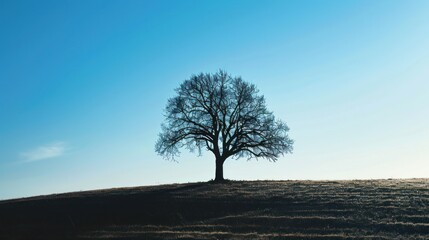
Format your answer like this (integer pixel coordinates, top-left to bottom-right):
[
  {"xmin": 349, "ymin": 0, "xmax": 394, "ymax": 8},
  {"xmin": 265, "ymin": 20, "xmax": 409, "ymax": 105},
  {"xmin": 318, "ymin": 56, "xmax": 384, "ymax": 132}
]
[{"xmin": 0, "ymin": 179, "xmax": 428, "ymax": 239}]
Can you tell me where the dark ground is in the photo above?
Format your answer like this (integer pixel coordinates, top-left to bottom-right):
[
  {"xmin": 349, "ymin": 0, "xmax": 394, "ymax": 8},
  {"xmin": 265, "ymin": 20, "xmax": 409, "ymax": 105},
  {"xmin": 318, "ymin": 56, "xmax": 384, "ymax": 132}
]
[{"xmin": 0, "ymin": 179, "xmax": 428, "ymax": 239}]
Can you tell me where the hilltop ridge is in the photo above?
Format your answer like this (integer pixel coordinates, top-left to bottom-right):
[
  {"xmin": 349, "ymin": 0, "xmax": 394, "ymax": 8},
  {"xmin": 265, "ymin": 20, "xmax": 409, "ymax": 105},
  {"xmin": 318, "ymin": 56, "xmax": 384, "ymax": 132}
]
[{"xmin": 1, "ymin": 179, "xmax": 428, "ymax": 239}]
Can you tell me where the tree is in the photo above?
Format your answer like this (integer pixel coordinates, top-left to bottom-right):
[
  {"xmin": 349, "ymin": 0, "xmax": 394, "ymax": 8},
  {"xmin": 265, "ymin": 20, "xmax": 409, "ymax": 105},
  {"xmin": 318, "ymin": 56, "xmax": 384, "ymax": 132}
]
[{"xmin": 155, "ymin": 70, "xmax": 293, "ymax": 182}]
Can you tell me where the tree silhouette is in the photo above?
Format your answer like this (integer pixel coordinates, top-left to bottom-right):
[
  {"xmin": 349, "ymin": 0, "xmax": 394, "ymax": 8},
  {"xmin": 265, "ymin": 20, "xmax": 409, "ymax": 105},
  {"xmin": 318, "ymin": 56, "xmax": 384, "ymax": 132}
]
[{"xmin": 156, "ymin": 71, "xmax": 293, "ymax": 181}]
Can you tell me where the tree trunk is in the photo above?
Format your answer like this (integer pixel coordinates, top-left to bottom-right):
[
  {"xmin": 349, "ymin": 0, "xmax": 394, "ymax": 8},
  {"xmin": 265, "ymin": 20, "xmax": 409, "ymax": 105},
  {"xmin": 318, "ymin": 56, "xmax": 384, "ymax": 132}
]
[{"xmin": 215, "ymin": 159, "xmax": 224, "ymax": 182}]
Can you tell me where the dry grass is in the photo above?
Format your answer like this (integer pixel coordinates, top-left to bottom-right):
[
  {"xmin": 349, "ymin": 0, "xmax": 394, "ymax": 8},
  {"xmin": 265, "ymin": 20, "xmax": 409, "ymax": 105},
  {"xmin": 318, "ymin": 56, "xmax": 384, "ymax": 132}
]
[{"xmin": 1, "ymin": 179, "xmax": 428, "ymax": 239}]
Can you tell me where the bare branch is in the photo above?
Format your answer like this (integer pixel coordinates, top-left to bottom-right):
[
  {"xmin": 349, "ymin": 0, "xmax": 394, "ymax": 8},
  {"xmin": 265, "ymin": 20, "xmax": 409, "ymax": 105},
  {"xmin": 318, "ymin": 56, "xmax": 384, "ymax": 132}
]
[{"xmin": 155, "ymin": 70, "xmax": 293, "ymax": 164}]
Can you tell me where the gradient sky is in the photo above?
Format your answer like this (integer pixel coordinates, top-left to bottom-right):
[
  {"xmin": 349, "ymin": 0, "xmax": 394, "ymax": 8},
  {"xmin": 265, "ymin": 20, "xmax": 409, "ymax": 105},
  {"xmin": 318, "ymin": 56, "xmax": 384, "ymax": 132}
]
[{"xmin": 1, "ymin": 0, "xmax": 428, "ymax": 200}]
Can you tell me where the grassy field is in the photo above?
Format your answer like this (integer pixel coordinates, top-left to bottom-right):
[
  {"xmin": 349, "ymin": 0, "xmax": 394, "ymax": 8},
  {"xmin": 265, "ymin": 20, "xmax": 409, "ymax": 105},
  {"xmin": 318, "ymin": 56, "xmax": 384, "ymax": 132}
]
[{"xmin": 1, "ymin": 179, "xmax": 428, "ymax": 239}]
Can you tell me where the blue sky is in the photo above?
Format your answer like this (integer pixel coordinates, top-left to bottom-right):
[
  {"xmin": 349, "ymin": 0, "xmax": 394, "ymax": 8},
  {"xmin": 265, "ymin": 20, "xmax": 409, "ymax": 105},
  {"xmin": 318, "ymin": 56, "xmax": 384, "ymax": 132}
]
[{"xmin": 1, "ymin": 0, "xmax": 428, "ymax": 200}]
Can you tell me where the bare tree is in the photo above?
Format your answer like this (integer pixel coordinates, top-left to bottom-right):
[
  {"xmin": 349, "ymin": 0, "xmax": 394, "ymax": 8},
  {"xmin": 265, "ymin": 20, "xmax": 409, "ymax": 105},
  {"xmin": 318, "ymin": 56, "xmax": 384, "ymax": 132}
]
[{"xmin": 155, "ymin": 71, "xmax": 293, "ymax": 182}]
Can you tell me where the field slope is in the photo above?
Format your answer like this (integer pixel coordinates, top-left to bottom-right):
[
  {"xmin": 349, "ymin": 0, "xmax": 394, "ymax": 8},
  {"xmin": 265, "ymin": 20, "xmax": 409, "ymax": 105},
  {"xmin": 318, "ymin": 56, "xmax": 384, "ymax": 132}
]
[{"xmin": 1, "ymin": 179, "xmax": 428, "ymax": 239}]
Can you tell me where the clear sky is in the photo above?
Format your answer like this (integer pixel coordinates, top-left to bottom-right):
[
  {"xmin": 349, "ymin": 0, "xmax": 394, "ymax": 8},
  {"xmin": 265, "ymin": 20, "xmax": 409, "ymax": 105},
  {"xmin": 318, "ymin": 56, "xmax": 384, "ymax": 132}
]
[{"xmin": 1, "ymin": 0, "xmax": 428, "ymax": 200}]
